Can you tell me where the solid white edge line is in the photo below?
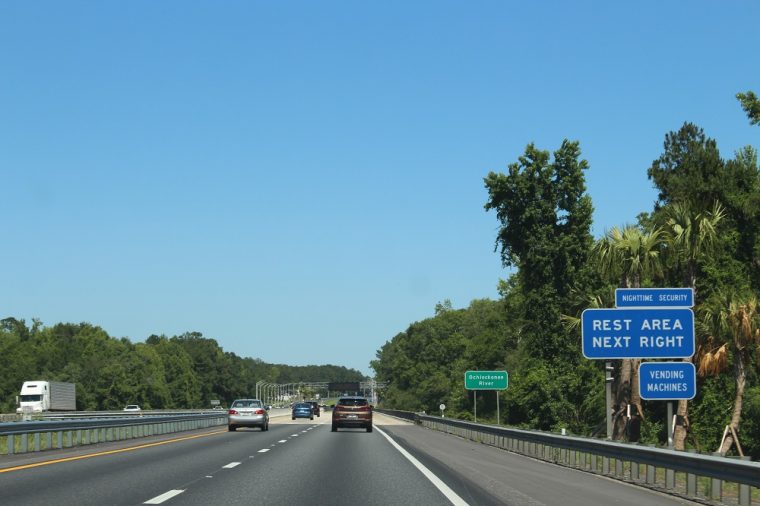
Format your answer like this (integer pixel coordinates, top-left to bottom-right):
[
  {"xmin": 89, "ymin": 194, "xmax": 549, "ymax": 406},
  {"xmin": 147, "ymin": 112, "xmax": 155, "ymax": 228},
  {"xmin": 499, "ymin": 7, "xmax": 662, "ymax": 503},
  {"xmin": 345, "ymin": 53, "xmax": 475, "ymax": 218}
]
[
  {"xmin": 223, "ymin": 462, "xmax": 241, "ymax": 468},
  {"xmin": 375, "ymin": 426, "xmax": 469, "ymax": 506},
  {"xmin": 144, "ymin": 489, "xmax": 185, "ymax": 504}
]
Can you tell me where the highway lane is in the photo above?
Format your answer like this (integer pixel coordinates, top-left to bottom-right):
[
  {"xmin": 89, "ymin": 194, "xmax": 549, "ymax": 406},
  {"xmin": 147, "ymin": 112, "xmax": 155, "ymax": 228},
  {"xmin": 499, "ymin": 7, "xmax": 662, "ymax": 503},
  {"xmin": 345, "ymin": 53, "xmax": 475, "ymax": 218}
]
[
  {"xmin": 0, "ymin": 415, "xmax": 454, "ymax": 506},
  {"xmin": 378, "ymin": 420, "xmax": 699, "ymax": 506},
  {"xmin": 0, "ymin": 413, "xmax": 701, "ymax": 505}
]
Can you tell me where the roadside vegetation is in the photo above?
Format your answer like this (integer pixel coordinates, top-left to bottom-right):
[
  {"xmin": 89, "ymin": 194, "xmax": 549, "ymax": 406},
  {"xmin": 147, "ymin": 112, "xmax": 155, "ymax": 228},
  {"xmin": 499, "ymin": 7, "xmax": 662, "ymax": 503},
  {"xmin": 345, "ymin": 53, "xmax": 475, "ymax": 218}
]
[
  {"xmin": 0, "ymin": 323, "xmax": 365, "ymax": 412},
  {"xmin": 372, "ymin": 92, "xmax": 760, "ymax": 459}
]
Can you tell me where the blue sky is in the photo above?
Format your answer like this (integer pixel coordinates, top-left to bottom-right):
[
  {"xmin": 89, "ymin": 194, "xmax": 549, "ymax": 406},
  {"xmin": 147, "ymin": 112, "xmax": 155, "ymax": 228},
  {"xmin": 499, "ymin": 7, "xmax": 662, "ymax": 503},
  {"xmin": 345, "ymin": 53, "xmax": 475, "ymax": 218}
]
[{"xmin": 2, "ymin": 1, "xmax": 758, "ymax": 375}]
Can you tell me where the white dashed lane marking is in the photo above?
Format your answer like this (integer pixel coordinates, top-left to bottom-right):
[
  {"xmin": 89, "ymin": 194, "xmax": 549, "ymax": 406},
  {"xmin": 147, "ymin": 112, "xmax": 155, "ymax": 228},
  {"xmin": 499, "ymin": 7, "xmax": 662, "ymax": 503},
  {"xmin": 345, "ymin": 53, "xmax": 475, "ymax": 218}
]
[
  {"xmin": 144, "ymin": 489, "xmax": 185, "ymax": 504},
  {"xmin": 146, "ymin": 426, "xmax": 325, "ymax": 504}
]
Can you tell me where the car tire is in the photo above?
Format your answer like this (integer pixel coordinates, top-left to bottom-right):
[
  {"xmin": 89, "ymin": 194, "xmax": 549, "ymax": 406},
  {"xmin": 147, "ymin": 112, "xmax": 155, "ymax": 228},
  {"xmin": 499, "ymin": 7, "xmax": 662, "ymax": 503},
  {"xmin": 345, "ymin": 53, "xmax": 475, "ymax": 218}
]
[
  {"xmin": 331, "ymin": 424, "xmax": 337, "ymax": 432},
  {"xmin": 366, "ymin": 425, "xmax": 373, "ymax": 433},
  {"xmin": 292, "ymin": 416, "xmax": 295, "ymax": 420},
  {"xmin": 228, "ymin": 425, "xmax": 236, "ymax": 432},
  {"xmin": 310, "ymin": 415, "xmax": 314, "ymax": 420}
]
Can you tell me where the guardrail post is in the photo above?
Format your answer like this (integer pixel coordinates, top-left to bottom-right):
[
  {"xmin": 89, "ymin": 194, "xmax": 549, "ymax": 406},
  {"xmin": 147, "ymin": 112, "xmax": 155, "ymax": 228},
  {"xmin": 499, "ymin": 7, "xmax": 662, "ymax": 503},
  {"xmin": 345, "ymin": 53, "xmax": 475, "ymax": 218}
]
[
  {"xmin": 685, "ymin": 449, "xmax": 696, "ymax": 496},
  {"xmin": 732, "ymin": 456, "xmax": 752, "ymax": 506},
  {"xmin": 34, "ymin": 433, "xmax": 40, "ymax": 452},
  {"xmin": 665, "ymin": 466, "xmax": 675, "ymax": 490},
  {"xmin": 76, "ymin": 430, "xmax": 82, "ymax": 446},
  {"xmin": 646, "ymin": 463, "xmax": 656, "ymax": 485},
  {"xmin": 615, "ymin": 458, "xmax": 623, "ymax": 477},
  {"xmin": 646, "ymin": 445, "xmax": 656, "ymax": 485},
  {"xmin": 738, "ymin": 482, "xmax": 750, "ymax": 506},
  {"xmin": 8, "ymin": 434, "xmax": 14, "ymax": 455},
  {"xmin": 569, "ymin": 449, "xmax": 576, "ymax": 467},
  {"xmin": 21, "ymin": 433, "xmax": 28, "ymax": 453},
  {"xmin": 46, "ymin": 432, "xmax": 52, "ymax": 450},
  {"xmin": 602, "ymin": 456, "xmax": 610, "ymax": 475},
  {"xmin": 710, "ymin": 475, "xmax": 721, "ymax": 502},
  {"xmin": 631, "ymin": 460, "xmax": 639, "ymax": 481},
  {"xmin": 591, "ymin": 454, "xmax": 598, "ymax": 473},
  {"xmin": 57, "ymin": 430, "xmax": 63, "ymax": 449},
  {"xmin": 84, "ymin": 429, "xmax": 90, "ymax": 445}
]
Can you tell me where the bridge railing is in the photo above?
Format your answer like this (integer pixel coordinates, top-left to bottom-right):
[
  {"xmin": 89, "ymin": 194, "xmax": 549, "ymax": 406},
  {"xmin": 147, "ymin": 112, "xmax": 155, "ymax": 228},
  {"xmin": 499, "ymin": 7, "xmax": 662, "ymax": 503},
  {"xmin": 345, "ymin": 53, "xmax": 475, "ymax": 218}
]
[{"xmin": 375, "ymin": 409, "xmax": 759, "ymax": 506}]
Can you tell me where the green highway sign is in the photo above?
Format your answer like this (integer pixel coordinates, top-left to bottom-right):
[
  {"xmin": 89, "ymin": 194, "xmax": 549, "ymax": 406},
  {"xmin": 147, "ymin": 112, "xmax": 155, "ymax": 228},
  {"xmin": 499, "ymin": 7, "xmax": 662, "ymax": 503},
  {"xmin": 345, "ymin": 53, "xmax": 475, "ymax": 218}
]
[{"xmin": 465, "ymin": 370, "xmax": 508, "ymax": 390}]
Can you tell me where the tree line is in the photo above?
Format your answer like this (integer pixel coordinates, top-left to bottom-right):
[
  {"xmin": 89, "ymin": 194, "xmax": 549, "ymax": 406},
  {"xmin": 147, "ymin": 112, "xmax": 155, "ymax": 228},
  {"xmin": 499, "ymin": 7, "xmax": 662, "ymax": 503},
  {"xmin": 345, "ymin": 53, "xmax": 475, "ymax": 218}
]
[
  {"xmin": 0, "ymin": 319, "xmax": 365, "ymax": 412},
  {"xmin": 372, "ymin": 91, "xmax": 760, "ymax": 459}
]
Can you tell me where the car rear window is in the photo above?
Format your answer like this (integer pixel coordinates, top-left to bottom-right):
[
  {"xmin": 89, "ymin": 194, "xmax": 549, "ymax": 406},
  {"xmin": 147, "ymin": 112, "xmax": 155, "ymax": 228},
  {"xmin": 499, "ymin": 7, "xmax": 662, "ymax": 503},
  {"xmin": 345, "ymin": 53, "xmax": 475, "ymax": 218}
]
[
  {"xmin": 295, "ymin": 403, "xmax": 310, "ymax": 408},
  {"xmin": 337, "ymin": 398, "xmax": 368, "ymax": 406},
  {"xmin": 232, "ymin": 400, "xmax": 261, "ymax": 408}
]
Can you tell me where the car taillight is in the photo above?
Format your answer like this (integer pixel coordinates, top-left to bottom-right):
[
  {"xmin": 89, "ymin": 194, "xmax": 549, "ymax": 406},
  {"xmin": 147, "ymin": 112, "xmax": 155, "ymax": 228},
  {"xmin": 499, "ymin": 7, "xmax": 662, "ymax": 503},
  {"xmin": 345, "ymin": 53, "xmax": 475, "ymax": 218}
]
[
  {"xmin": 254, "ymin": 409, "xmax": 265, "ymax": 415},
  {"xmin": 228, "ymin": 409, "xmax": 238, "ymax": 415}
]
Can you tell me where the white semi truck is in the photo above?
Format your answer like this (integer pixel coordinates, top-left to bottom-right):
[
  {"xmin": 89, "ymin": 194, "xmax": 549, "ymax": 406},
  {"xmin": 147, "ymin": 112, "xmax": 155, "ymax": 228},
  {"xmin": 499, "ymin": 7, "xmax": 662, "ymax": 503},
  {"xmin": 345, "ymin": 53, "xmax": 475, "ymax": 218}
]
[{"xmin": 16, "ymin": 381, "xmax": 77, "ymax": 413}]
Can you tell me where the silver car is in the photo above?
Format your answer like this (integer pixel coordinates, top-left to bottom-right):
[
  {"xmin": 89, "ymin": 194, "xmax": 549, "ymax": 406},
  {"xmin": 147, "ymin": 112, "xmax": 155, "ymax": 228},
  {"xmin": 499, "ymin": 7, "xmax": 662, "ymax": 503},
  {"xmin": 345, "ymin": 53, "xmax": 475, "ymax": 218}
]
[{"xmin": 228, "ymin": 399, "xmax": 269, "ymax": 431}]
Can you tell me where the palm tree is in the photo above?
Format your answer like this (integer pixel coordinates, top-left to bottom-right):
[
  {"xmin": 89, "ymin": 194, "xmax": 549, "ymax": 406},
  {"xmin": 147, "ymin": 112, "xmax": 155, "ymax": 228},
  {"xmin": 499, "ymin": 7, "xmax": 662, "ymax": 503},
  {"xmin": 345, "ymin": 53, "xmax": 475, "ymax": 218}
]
[
  {"xmin": 697, "ymin": 291, "xmax": 760, "ymax": 455},
  {"xmin": 592, "ymin": 225, "xmax": 663, "ymax": 441},
  {"xmin": 661, "ymin": 201, "xmax": 725, "ymax": 450}
]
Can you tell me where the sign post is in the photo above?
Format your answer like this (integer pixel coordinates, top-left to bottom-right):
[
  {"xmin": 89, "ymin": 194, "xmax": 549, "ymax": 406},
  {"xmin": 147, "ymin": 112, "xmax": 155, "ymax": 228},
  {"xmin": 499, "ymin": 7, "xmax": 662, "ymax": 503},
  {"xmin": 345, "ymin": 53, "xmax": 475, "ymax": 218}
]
[{"xmin": 464, "ymin": 370, "xmax": 508, "ymax": 423}]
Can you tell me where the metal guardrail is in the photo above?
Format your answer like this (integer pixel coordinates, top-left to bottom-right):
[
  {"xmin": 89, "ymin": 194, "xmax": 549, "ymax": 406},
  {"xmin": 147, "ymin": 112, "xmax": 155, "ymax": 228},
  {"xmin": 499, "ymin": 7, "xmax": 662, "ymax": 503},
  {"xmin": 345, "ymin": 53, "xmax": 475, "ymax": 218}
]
[
  {"xmin": 0, "ymin": 413, "xmax": 228, "ymax": 456},
  {"xmin": 375, "ymin": 409, "xmax": 759, "ymax": 506}
]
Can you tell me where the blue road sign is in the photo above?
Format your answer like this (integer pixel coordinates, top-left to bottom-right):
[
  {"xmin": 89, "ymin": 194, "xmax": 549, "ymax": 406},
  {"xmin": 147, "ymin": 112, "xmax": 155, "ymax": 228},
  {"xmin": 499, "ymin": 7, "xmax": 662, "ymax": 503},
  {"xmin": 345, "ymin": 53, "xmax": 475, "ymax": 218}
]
[
  {"xmin": 581, "ymin": 308, "xmax": 695, "ymax": 359},
  {"xmin": 616, "ymin": 288, "xmax": 694, "ymax": 308},
  {"xmin": 639, "ymin": 362, "xmax": 696, "ymax": 400}
]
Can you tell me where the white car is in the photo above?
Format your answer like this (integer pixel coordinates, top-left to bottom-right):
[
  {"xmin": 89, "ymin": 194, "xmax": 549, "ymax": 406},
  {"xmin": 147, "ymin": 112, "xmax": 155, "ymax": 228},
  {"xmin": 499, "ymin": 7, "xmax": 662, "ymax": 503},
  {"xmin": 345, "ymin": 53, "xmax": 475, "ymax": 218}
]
[
  {"xmin": 228, "ymin": 399, "xmax": 269, "ymax": 431},
  {"xmin": 123, "ymin": 404, "xmax": 141, "ymax": 412}
]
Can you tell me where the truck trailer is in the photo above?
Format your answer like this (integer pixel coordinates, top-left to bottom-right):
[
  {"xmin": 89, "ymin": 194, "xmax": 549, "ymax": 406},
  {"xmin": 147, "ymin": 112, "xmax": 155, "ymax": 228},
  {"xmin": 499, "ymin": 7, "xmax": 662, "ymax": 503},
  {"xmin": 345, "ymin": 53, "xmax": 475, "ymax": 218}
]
[{"xmin": 16, "ymin": 381, "xmax": 77, "ymax": 413}]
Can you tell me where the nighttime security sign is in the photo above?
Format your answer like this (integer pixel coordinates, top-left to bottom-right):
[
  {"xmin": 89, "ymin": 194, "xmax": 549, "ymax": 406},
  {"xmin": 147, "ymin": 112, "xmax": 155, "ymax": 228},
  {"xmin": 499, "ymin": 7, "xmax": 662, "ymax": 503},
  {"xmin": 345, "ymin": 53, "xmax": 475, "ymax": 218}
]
[{"xmin": 581, "ymin": 308, "xmax": 695, "ymax": 359}]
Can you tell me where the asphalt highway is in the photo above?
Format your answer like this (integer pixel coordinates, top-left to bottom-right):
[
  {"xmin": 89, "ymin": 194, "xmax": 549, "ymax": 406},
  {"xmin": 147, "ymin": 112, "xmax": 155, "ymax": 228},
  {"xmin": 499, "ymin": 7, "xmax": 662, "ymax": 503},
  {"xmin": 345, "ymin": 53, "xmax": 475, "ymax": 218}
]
[{"xmin": 0, "ymin": 413, "xmax": 700, "ymax": 506}]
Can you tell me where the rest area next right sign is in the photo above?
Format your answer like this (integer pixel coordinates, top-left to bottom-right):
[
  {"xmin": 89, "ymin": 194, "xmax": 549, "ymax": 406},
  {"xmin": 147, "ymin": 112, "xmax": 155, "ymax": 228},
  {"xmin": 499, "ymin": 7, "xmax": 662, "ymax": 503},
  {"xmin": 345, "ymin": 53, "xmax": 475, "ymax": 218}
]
[{"xmin": 581, "ymin": 307, "xmax": 694, "ymax": 359}]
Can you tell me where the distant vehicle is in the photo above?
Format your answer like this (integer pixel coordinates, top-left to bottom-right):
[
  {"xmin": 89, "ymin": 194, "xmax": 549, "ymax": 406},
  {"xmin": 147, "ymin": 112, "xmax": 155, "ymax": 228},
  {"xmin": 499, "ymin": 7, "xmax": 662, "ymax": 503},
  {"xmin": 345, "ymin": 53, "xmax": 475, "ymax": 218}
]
[
  {"xmin": 228, "ymin": 399, "xmax": 269, "ymax": 431},
  {"xmin": 212, "ymin": 405, "xmax": 224, "ymax": 410},
  {"xmin": 291, "ymin": 402, "xmax": 313, "ymax": 420},
  {"xmin": 306, "ymin": 401, "xmax": 320, "ymax": 417},
  {"xmin": 16, "ymin": 381, "xmax": 76, "ymax": 413},
  {"xmin": 332, "ymin": 396, "xmax": 372, "ymax": 432},
  {"xmin": 123, "ymin": 405, "xmax": 141, "ymax": 412}
]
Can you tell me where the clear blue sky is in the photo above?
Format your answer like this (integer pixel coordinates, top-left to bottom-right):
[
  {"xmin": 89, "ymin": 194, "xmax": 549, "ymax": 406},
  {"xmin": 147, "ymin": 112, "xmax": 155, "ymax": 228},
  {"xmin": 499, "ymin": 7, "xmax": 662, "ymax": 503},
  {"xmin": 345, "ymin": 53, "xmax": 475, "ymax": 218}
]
[{"xmin": 2, "ymin": 2, "xmax": 758, "ymax": 375}]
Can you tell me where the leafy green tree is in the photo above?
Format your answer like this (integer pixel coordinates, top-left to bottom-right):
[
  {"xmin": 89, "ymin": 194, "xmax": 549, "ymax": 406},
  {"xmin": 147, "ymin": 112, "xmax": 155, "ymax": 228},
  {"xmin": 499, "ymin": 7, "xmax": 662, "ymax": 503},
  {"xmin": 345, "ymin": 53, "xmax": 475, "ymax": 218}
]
[
  {"xmin": 484, "ymin": 140, "xmax": 594, "ymax": 361},
  {"xmin": 697, "ymin": 291, "xmax": 760, "ymax": 455},
  {"xmin": 658, "ymin": 201, "xmax": 725, "ymax": 450},
  {"xmin": 737, "ymin": 91, "xmax": 760, "ymax": 125}
]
